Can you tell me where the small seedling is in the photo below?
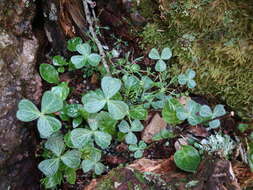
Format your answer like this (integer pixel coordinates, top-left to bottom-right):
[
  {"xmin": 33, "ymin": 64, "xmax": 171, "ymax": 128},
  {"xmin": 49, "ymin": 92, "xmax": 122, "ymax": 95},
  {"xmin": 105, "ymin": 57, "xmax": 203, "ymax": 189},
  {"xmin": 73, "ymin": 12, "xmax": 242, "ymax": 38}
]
[
  {"xmin": 199, "ymin": 104, "xmax": 226, "ymax": 129},
  {"xmin": 178, "ymin": 69, "xmax": 196, "ymax": 89},
  {"xmin": 82, "ymin": 76, "xmax": 129, "ymax": 120},
  {"xmin": 118, "ymin": 119, "xmax": 144, "ymax": 144},
  {"xmin": 129, "ymin": 141, "xmax": 147, "ymax": 158},
  {"xmin": 16, "ymin": 91, "xmax": 63, "ymax": 138},
  {"xmin": 148, "ymin": 47, "xmax": 172, "ymax": 72},
  {"xmin": 71, "ymin": 43, "xmax": 101, "ymax": 69}
]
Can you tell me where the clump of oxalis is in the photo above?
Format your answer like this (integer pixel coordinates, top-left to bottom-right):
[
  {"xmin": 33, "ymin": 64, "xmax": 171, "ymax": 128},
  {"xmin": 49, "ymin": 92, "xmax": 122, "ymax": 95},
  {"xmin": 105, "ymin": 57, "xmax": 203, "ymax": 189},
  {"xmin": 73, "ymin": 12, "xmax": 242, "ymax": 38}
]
[{"xmin": 16, "ymin": 37, "xmax": 244, "ymax": 188}]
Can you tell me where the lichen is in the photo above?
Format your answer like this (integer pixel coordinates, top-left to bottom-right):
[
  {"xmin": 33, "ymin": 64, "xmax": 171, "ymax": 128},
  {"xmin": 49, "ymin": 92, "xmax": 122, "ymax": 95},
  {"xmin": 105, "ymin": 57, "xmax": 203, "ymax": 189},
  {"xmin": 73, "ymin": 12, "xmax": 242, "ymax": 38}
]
[{"xmin": 139, "ymin": 0, "xmax": 253, "ymax": 120}]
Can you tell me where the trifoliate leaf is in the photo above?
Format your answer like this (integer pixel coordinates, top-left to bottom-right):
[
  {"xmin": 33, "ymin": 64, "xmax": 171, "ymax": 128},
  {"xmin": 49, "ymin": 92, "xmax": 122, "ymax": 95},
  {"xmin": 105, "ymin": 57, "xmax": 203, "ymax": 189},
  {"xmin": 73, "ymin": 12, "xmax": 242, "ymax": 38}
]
[
  {"xmin": 187, "ymin": 79, "xmax": 196, "ymax": 89},
  {"xmin": 178, "ymin": 74, "xmax": 187, "ymax": 85},
  {"xmin": 51, "ymin": 82, "xmax": 70, "ymax": 101}
]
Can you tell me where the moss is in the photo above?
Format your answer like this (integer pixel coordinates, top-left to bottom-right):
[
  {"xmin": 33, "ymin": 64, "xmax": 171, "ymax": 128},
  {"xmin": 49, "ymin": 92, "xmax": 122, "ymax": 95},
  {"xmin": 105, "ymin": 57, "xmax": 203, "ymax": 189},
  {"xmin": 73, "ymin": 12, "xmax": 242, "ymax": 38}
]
[
  {"xmin": 140, "ymin": 0, "xmax": 253, "ymax": 120},
  {"xmin": 138, "ymin": 0, "xmax": 159, "ymax": 19}
]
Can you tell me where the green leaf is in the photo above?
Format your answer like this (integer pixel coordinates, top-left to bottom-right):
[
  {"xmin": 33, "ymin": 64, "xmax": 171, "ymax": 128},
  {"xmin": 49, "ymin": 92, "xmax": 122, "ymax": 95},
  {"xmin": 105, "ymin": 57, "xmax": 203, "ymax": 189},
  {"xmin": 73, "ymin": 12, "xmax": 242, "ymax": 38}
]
[
  {"xmin": 186, "ymin": 69, "xmax": 196, "ymax": 79},
  {"xmin": 148, "ymin": 48, "xmax": 160, "ymax": 60},
  {"xmin": 67, "ymin": 37, "xmax": 83, "ymax": 51},
  {"xmin": 82, "ymin": 90, "xmax": 106, "ymax": 113},
  {"xmin": 129, "ymin": 105, "xmax": 148, "ymax": 120},
  {"xmin": 41, "ymin": 91, "xmax": 63, "ymax": 114},
  {"xmin": 51, "ymin": 82, "xmax": 70, "ymax": 101},
  {"xmin": 199, "ymin": 105, "xmax": 212, "ymax": 118},
  {"xmin": 65, "ymin": 104, "xmax": 81, "ymax": 118},
  {"xmin": 123, "ymin": 75, "xmax": 139, "ymax": 89},
  {"xmin": 162, "ymin": 97, "xmax": 183, "ymax": 125},
  {"xmin": 72, "ymin": 117, "xmax": 83, "ymax": 128},
  {"xmin": 87, "ymin": 53, "xmax": 101, "ymax": 66},
  {"xmin": 52, "ymin": 56, "xmax": 68, "ymax": 66},
  {"xmin": 161, "ymin": 47, "xmax": 172, "ymax": 60},
  {"xmin": 38, "ymin": 158, "xmax": 60, "ymax": 176},
  {"xmin": 141, "ymin": 76, "xmax": 154, "ymax": 90},
  {"xmin": 16, "ymin": 99, "xmax": 40, "ymax": 122},
  {"xmin": 174, "ymin": 145, "xmax": 201, "ymax": 173},
  {"xmin": 187, "ymin": 115, "xmax": 202, "ymax": 126},
  {"xmin": 213, "ymin": 105, "xmax": 226, "ymax": 118},
  {"xmin": 70, "ymin": 55, "xmax": 86, "ymax": 69},
  {"xmin": 178, "ymin": 74, "xmax": 187, "ymax": 85},
  {"xmin": 90, "ymin": 148, "xmax": 102, "ymax": 162},
  {"xmin": 65, "ymin": 168, "xmax": 76, "ymax": 185},
  {"xmin": 70, "ymin": 128, "xmax": 93, "ymax": 148},
  {"xmin": 42, "ymin": 172, "xmax": 62, "ymax": 189},
  {"xmin": 155, "ymin": 60, "xmax": 167, "ymax": 72},
  {"xmin": 76, "ymin": 43, "xmax": 91, "ymax": 55},
  {"xmin": 94, "ymin": 162, "xmax": 105, "ymax": 175},
  {"xmin": 134, "ymin": 150, "xmax": 144, "ymax": 158},
  {"xmin": 118, "ymin": 120, "xmax": 131, "ymax": 133},
  {"xmin": 45, "ymin": 134, "xmax": 65, "ymax": 156},
  {"xmin": 61, "ymin": 150, "xmax": 81, "ymax": 168},
  {"xmin": 129, "ymin": 144, "xmax": 139, "ymax": 151},
  {"xmin": 131, "ymin": 120, "xmax": 144, "ymax": 132},
  {"xmin": 125, "ymin": 132, "xmax": 137, "ymax": 144},
  {"xmin": 94, "ymin": 131, "xmax": 112, "ymax": 149},
  {"xmin": 82, "ymin": 160, "xmax": 94, "ymax": 173},
  {"xmin": 208, "ymin": 119, "xmax": 220, "ymax": 129},
  {"xmin": 102, "ymin": 76, "xmax": 122, "ymax": 98},
  {"xmin": 39, "ymin": 64, "xmax": 59, "ymax": 84},
  {"xmin": 95, "ymin": 111, "xmax": 117, "ymax": 135},
  {"xmin": 187, "ymin": 79, "xmax": 196, "ymax": 89},
  {"xmin": 37, "ymin": 116, "xmax": 62, "ymax": 138},
  {"xmin": 152, "ymin": 129, "xmax": 174, "ymax": 141},
  {"xmin": 108, "ymin": 100, "xmax": 129, "ymax": 120}
]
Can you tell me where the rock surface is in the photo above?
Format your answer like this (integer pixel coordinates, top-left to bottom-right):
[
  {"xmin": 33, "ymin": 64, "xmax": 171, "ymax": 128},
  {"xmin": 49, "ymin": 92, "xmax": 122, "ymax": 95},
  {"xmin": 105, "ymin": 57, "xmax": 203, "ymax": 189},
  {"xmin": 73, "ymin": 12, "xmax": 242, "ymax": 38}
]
[{"xmin": 0, "ymin": 0, "xmax": 41, "ymax": 189}]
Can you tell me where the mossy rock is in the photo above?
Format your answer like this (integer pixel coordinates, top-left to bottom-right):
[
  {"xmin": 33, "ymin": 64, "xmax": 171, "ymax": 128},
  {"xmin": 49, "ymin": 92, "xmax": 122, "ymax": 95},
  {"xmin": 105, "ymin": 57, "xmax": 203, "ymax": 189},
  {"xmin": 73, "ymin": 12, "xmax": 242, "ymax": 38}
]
[
  {"xmin": 139, "ymin": 0, "xmax": 253, "ymax": 120},
  {"xmin": 89, "ymin": 168, "xmax": 154, "ymax": 190}
]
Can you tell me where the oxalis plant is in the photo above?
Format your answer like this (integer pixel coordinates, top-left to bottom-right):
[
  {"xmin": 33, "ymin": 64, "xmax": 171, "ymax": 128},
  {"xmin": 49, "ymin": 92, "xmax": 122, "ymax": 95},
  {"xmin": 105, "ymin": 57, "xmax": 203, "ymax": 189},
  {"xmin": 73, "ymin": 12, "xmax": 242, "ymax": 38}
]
[{"xmin": 16, "ymin": 38, "xmax": 231, "ymax": 188}]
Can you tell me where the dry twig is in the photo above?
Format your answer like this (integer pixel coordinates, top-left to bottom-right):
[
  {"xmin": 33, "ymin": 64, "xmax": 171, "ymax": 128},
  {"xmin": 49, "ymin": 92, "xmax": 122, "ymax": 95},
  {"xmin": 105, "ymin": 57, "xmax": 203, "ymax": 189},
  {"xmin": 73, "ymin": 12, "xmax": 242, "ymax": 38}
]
[{"xmin": 82, "ymin": 0, "xmax": 110, "ymax": 74}]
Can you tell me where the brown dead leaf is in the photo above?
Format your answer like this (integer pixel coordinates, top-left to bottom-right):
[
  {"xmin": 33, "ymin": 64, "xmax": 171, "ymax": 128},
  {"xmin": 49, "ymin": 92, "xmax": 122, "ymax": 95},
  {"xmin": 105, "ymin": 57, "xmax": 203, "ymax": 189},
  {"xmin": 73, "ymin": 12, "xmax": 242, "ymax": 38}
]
[
  {"xmin": 83, "ymin": 179, "xmax": 98, "ymax": 190},
  {"xmin": 187, "ymin": 125, "xmax": 209, "ymax": 137},
  {"xmin": 141, "ymin": 113, "xmax": 167, "ymax": 143},
  {"xmin": 127, "ymin": 157, "xmax": 176, "ymax": 174},
  {"xmin": 105, "ymin": 155, "xmax": 127, "ymax": 165}
]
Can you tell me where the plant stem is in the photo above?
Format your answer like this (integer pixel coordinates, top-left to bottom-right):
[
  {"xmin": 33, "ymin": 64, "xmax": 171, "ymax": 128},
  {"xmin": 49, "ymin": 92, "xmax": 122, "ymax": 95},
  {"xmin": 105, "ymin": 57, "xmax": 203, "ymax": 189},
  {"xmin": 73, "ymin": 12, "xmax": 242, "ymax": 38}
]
[{"xmin": 82, "ymin": 0, "xmax": 111, "ymax": 75}]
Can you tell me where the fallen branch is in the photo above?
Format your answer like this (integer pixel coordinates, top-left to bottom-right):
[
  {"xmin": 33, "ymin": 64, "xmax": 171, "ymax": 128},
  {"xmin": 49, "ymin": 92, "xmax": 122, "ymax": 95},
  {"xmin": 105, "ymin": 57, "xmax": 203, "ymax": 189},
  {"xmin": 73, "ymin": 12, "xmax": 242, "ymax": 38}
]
[{"xmin": 82, "ymin": 0, "xmax": 110, "ymax": 74}]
